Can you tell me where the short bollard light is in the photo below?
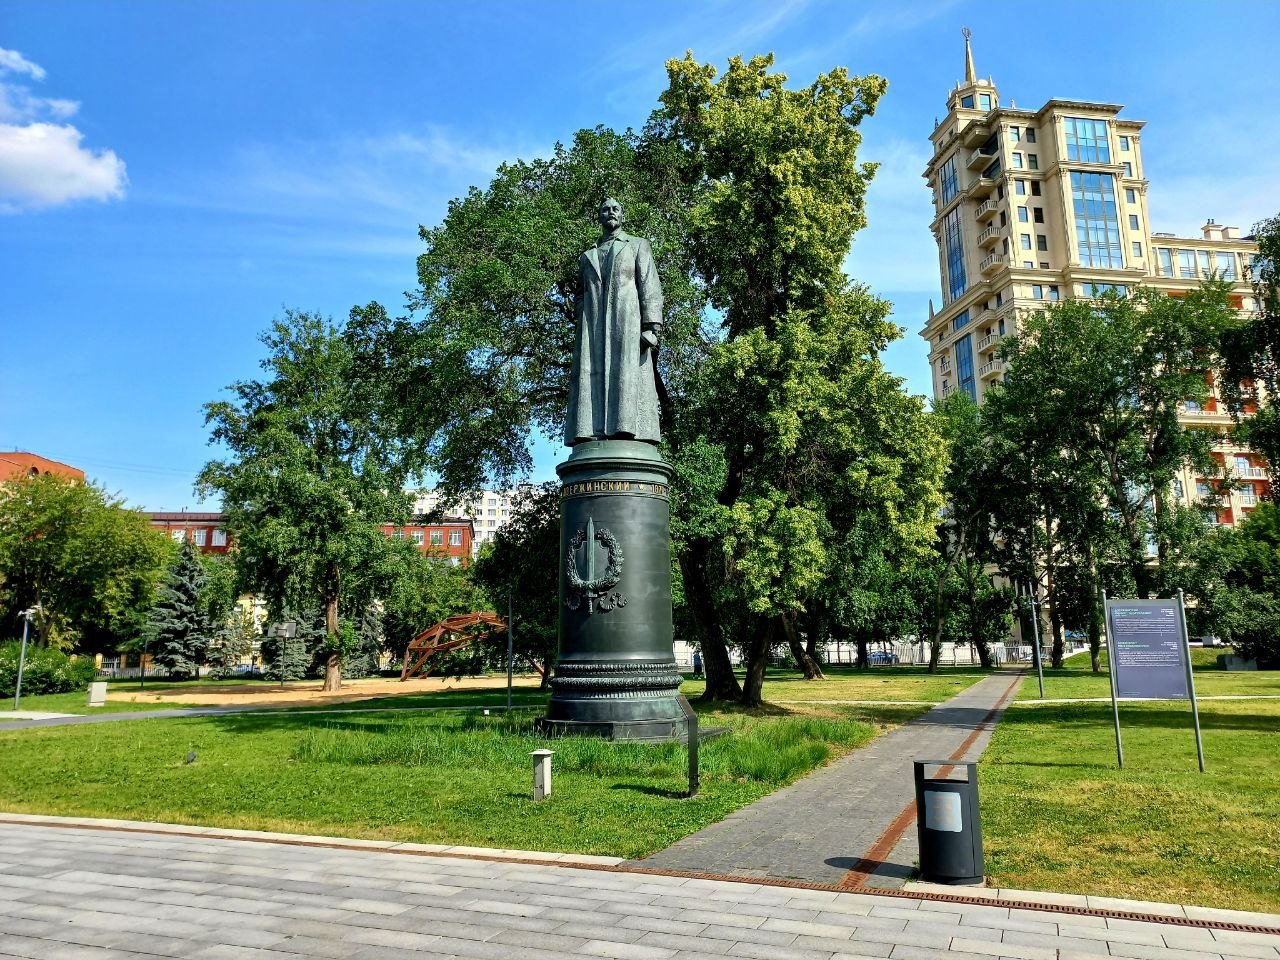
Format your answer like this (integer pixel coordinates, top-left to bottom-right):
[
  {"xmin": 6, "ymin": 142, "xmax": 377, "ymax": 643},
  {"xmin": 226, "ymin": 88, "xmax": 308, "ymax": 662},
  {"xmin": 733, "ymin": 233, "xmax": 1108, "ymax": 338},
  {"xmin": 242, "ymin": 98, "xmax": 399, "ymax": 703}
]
[
  {"xmin": 531, "ymin": 749, "xmax": 554, "ymax": 800},
  {"xmin": 87, "ymin": 682, "xmax": 107, "ymax": 707}
]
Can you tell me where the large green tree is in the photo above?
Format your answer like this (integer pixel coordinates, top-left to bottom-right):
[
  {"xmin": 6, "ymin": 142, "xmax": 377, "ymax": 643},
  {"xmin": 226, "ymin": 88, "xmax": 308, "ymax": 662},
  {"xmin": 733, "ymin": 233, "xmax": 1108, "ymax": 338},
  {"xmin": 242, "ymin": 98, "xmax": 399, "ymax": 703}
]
[
  {"xmin": 984, "ymin": 285, "xmax": 1234, "ymax": 668},
  {"xmin": 653, "ymin": 54, "xmax": 945, "ymax": 704},
  {"xmin": 0, "ymin": 473, "xmax": 173, "ymax": 651},
  {"xmin": 198, "ymin": 310, "xmax": 413, "ymax": 690}
]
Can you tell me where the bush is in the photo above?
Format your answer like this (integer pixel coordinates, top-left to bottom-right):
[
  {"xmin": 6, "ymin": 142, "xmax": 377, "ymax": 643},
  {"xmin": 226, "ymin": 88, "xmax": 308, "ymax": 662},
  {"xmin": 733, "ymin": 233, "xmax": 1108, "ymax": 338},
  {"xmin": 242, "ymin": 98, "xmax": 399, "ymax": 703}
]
[{"xmin": 0, "ymin": 643, "xmax": 97, "ymax": 698}]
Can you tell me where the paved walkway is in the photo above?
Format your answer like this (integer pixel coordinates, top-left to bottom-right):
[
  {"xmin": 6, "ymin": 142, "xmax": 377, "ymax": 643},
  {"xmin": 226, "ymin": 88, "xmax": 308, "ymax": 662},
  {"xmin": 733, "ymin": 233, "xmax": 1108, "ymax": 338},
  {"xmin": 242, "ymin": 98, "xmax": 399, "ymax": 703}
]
[
  {"xmin": 1, "ymin": 820, "xmax": 1276, "ymax": 960},
  {"xmin": 635, "ymin": 672, "xmax": 1024, "ymax": 888}
]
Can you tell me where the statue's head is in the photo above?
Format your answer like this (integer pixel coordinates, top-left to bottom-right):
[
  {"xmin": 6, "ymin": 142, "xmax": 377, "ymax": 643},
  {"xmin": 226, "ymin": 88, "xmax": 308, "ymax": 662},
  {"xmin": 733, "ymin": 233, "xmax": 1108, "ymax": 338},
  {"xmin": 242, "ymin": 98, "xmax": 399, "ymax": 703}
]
[{"xmin": 598, "ymin": 197, "xmax": 624, "ymax": 232}]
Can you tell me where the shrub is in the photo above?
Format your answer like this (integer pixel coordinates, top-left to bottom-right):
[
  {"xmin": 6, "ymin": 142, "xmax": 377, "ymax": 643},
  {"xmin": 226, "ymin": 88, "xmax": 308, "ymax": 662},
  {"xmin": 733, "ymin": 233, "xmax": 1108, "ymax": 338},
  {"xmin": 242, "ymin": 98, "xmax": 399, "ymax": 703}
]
[{"xmin": 0, "ymin": 643, "xmax": 97, "ymax": 698}]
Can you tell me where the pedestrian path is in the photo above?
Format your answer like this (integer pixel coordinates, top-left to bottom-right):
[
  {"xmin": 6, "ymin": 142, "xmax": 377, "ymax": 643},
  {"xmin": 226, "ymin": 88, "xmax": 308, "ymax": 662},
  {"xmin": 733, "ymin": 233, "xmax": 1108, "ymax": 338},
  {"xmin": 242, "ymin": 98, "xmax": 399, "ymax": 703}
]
[
  {"xmin": 1, "ymin": 819, "xmax": 1275, "ymax": 960},
  {"xmin": 636, "ymin": 671, "xmax": 1023, "ymax": 888}
]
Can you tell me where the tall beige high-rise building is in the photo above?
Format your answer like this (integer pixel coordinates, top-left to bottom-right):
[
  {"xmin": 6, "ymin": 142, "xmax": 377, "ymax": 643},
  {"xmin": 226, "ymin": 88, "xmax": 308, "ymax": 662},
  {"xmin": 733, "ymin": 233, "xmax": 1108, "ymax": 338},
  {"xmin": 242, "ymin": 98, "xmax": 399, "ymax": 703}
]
[{"xmin": 921, "ymin": 33, "xmax": 1266, "ymax": 526}]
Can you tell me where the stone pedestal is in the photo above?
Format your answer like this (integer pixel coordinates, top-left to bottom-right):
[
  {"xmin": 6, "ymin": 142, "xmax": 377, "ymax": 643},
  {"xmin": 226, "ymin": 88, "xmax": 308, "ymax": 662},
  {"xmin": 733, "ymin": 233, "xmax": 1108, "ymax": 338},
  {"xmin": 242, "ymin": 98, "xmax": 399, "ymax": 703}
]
[{"xmin": 538, "ymin": 439, "xmax": 686, "ymax": 741}]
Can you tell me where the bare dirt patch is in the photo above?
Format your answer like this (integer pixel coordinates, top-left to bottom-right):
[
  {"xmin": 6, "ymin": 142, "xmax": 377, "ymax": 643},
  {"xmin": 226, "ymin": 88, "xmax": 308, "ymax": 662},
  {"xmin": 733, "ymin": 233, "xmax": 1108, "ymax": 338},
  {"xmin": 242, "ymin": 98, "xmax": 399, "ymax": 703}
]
[{"xmin": 112, "ymin": 674, "xmax": 545, "ymax": 708}]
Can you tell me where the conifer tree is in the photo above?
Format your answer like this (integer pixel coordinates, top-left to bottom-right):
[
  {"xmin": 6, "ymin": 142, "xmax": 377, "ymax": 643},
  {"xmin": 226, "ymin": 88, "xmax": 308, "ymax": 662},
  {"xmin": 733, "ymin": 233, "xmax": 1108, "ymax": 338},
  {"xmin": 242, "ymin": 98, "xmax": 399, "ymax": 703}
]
[
  {"xmin": 207, "ymin": 608, "xmax": 258, "ymax": 678},
  {"xmin": 146, "ymin": 540, "xmax": 217, "ymax": 679}
]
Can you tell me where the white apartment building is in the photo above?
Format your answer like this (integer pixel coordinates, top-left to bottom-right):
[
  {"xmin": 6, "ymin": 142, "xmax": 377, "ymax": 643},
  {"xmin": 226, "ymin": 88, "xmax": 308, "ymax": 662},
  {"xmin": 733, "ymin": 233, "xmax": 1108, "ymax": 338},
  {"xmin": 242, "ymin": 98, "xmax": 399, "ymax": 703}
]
[{"xmin": 413, "ymin": 486, "xmax": 532, "ymax": 552}]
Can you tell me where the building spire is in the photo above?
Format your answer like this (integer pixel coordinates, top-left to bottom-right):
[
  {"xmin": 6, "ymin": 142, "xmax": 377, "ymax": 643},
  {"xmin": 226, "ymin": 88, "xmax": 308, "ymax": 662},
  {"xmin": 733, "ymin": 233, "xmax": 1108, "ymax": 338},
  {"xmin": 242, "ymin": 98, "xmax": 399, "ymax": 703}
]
[{"xmin": 962, "ymin": 26, "xmax": 976, "ymax": 83}]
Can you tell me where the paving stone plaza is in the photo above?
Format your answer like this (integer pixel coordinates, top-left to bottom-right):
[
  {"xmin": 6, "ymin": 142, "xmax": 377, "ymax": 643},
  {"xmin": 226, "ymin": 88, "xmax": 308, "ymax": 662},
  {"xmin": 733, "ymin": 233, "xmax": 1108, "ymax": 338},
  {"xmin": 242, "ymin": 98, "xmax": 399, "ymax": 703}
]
[{"xmin": 1, "ymin": 820, "xmax": 1277, "ymax": 960}]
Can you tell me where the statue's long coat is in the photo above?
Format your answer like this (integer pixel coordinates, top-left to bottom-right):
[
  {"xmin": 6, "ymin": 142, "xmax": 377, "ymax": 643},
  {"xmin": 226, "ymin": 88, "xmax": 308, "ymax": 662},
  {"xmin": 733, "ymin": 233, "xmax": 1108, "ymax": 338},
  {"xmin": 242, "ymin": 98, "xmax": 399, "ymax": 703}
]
[{"xmin": 565, "ymin": 231, "xmax": 663, "ymax": 445}]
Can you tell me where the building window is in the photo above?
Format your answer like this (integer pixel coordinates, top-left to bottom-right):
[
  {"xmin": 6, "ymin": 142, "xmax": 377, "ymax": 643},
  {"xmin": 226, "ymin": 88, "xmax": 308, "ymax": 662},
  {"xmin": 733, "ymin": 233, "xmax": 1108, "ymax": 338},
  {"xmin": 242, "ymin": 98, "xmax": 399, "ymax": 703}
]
[
  {"xmin": 1028, "ymin": 154, "xmax": 1039, "ymax": 170},
  {"xmin": 170, "ymin": 529, "xmax": 184, "ymax": 542},
  {"xmin": 487, "ymin": 498, "xmax": 497, "ymax": 506},
  {"xmin": 1015, "ymin": 179, "xmax": 1026, "ymax": 196},
  {"xmin": 1018, "ymin": 206, "xmax": 1028, "ymax": 222},
  {"xmin": 1178, "ymin": 250, "xmax": 1196, "ymax": 278},
  {"xmin": 1123, "ymin": 162, "xmax": 1133, "ymax": 177},
  {"xmin": 1031, "ymin": 181, "xmax": 1042, "ymax": 197},
  {"xmin": 952, "ymin": 309, "xmax": 970, "ymax": 332},
  {"xmin": 995, "ymin": 290, "xmax": 1004, "ymax": 307},
  {"xmin": 955, "ymin": 334, "xmax": 977, "ymax": 401},
  {"xmin": 1215, "ymin": 252, "xmax": 1236, "ymax": 280},
  {"xmin": 1157, "ymin": 247, "xmax": 1174, "ymax": 277},
  {"xmin": 1070, "ymin": 171, "xmax": 1124, "ymax": 268},
  {"xmin": 1048, "ymin": 285, "xmax": 1060, "ymax": 301},
  {"xmin": 1120, "ymin": 135, "xmax": 1131, "ymax": 151},
  {"xmin": 1039, "ymin": 261, "xmax": 1050, "ymax": 269},
  {"xmin": 1198, "ymin": 250, "xmax": 1213, "ymax": 277},
  {"xmin": 1032, "ymin": 284, "xmax": 1044, "ymax": 300},
  {"xmin": 979, "ymin": 93, "xmax": 992, "ymax": 111},
  {"xmin": 1065, "ymin": 117, "xmax": 1110, "ymax": 162},
  {"xmin": 1033, "ymin": 208, "xmax": 1044, "ymax": 224},
  {"xmin": 983, "ymin": 158, "xmax": 1002, "ymax": 180},
  {"xmin": 430, "ymin": 530, "xmax": 443, "ymax": 546},
  {"xmin": 1173, "ymin": 480, "xmax": 1185, "ymax": 500},
  {"xmin": 1021, "ymin": 234, "xmax": 1032, "ymax": 250},
  {"xmin": 487, "ymin": 519, "xmax": 496, "ymax": 527},
  {"xmin": 940, "ymin": 154, "xmax": 959, "ymax": 204},
  {"xmin": 1133, "ymin": 241, "xmax": 1143, "ymax": 258},
  {"xmin": 392, "ymin": 529, "xmax": 404, "ymax": 540},
  {"xmin": 1125, "ymin": 188, "xmax": 1136, "ymax": 203},
  {"xmin": 1023, "ymin": 261, "xmax": 1034, "ymax": 268},
  {"xmin": 943, "ymin": 208, "xmax": 967, "ymax": 302},
  {"xmin": 194, "ymin": 529, "xmax": 207, "ymax": 546},
  {"xmin": 1011, "ymin": 152, "xmax": 1023, "ymax": 169},
  {"xmin": 449, "ymin": 530, "xmax": 462, "ymax": 546},
  {"xmin": 999, "ymin": 211, "xmax": 1008, "ymax": 227},
  {"xmin": 1009, "ymin": 126, "xmax": 1020, "ymax": 142},
  {"xmin": 1036, "ymin": 235, "xmax": 1048, "ymax": 251},
  {"xmin": 212, "ymin": 529, "xmax": 227, "ymax": 547},
  {"xmin": 412, "ymin": 530, "xmax": 424, "ymax": 545},
  {"xmin": 1128, "ymin": 214, "xmax": 1139, "ymax": 230},
  {"xmin": 998, "ymin": 316, "xmax": 1006, "ymax": 335},
  {"xmin": 1025, "ymin": 128, "xmax": 1037, "ymax": 143}
]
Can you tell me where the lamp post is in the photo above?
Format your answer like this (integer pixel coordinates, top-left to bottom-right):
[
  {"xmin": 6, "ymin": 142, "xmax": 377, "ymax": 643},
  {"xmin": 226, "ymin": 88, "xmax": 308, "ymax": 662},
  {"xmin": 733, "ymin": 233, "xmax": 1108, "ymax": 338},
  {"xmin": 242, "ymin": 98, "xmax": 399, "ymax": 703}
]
[
  {"xmin": 13, "ymin": 606, "xmax": 40, "ymax": 712},
  {"xmin": 274, "ymin": 620, "xmax": 298, "ymax": 690},
  {"xmin": 506, "ymin": 591, "xmax": 514, "ymax": 711}
]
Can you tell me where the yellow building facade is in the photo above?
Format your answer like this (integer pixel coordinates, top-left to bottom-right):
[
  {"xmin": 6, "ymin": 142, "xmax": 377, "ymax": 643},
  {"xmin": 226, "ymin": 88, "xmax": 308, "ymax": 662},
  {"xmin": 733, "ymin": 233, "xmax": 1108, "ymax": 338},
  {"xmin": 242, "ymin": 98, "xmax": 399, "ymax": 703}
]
[{"xmin": 921, "ymin": 35, "xmax": 1265, "ymax": 526}]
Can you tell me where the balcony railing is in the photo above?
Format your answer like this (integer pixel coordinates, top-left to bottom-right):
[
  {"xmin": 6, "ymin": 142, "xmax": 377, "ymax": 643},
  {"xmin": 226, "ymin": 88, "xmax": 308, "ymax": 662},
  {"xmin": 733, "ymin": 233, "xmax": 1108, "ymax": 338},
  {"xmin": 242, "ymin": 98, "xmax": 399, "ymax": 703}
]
[
  {"xmin": 941, "ymin": 383, "xmax": 955, "ymax": 397},
  {"xmin": 975, "ymin": 198, "xmax": 999, "ymax": 221},
  {"xmin": 977, "ymin": 331, "xmax": 1003, "ymax": 352},
  {"xmin": 967, "ymin": 146, "xmax": 997, "ymax": 170},
  {"xmin": 978, "ymin": 358, "xmax": 1005, "ymax": 379},
  {"xmin": 1235, "ymin": 466, "xmax": 1267, "ymax": 480},
  {"xmin": 979, "ymin": 251, "xmax": 1005, "ymax": 274},
  {"xmin": 970, "ymin": 177, "xmax": 997, "ymax": 199},
  {"xmin": 977, "ymin": 223, "xmax": 1002, "ymax": 247},
  {"xmin": 1239, "ymin": 490, "xmax": 1259, "ymax": 507}
]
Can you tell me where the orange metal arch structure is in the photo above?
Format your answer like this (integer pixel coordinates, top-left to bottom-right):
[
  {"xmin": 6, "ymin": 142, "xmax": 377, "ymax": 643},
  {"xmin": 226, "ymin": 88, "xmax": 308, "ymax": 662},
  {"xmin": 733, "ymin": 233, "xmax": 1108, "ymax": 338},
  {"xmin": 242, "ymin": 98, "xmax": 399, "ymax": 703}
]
[{"xmin": 399, "ymin": 612, "xmax": 513, "ymax": 680}]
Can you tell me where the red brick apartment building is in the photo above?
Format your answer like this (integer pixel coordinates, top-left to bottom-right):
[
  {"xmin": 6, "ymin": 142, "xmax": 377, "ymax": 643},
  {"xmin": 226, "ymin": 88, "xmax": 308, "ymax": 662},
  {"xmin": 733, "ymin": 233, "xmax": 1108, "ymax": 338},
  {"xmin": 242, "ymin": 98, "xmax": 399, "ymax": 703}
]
[
  {"xmin": 148, "ymin": 511, "xmax": 474, "ymax": 562},
  {"xmin": 0, "ymin": 451, "xmax": 85, "ymax": 482}
]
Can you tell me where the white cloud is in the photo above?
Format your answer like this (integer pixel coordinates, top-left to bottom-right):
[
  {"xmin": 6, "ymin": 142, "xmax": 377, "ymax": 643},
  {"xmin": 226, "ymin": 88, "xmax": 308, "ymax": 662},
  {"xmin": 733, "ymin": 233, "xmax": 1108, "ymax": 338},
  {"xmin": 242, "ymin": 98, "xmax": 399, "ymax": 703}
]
[
  {"xmin": 0, "ymin": 47, "xmax": 126, "ymax": 213},
  {"xmin": 0, "ymin": 48, "xmax": 46, "ymax": 81},
  {"xmin": 0, "ymin": 123, "xmax": 127, "ymax": 213}
]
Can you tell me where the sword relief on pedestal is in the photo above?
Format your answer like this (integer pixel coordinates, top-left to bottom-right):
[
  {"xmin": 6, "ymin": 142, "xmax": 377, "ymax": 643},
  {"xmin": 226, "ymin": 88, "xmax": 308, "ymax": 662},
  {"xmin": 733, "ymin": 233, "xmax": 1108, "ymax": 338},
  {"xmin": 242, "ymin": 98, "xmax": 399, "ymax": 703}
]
[{"xmin": 565, "ymin": 516, "xmax": 626, "ymax": 613}]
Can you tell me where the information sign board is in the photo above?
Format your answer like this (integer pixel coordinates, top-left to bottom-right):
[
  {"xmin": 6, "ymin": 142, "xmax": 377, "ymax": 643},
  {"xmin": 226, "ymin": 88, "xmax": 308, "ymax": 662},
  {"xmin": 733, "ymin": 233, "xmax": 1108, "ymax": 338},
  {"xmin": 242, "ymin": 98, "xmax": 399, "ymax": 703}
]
[{"xmin": 1106, "ymin": 599, "xmax": 1190, "ymax": 700}]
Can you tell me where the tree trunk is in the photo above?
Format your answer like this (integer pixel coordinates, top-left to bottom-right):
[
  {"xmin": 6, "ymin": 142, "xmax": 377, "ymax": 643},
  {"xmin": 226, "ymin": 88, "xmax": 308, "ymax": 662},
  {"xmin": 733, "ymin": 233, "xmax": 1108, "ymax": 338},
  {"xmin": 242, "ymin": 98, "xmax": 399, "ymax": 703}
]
[
  {"xmin": 680, "ymin": 543, "xmax": 741, "ymax": 702},
  {"xmin": 855, "ymin": 634, "xmax": 869, "ymax": 669},
  {"xmin": 781, "ymin": 612, "xmax": 823, "ymax": 679},
  {"xmin": 739, "ymin": 617, "xmax": 773, "ymax": 707},
  {"xmin": 322, "ymin": 566, "xmax": 343, "ymax": 692},
  {"xmin": 975, "ymin": 639, "xmax": 992, "ymax": 669},
  {"xmin": 1050, "ymin": 614, "xmax": 1065, "ymax": 669}
]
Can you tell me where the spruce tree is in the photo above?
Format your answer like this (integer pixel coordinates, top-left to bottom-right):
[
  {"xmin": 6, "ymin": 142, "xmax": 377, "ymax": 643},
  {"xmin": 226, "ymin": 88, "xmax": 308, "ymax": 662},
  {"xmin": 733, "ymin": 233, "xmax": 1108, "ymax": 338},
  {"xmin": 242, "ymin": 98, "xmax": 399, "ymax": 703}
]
[
  {"xmin": 260, "ymin": 606, "xmax": 322, "ymax": 681},
  {"xmin": 146, "ymin": 539, "xmax": 216, "ymax": 679},
  {"xmin": 207, "ymin": 608, "xmax": 258, "ymax": 678}
]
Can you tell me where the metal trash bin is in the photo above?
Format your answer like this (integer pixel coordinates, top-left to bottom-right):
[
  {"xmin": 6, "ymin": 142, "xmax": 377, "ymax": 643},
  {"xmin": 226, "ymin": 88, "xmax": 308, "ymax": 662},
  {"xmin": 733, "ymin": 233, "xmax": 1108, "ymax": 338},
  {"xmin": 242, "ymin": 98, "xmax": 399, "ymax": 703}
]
[{"xmin": 913, "ymin": 760, "xmax": 984, "ymax": 885}]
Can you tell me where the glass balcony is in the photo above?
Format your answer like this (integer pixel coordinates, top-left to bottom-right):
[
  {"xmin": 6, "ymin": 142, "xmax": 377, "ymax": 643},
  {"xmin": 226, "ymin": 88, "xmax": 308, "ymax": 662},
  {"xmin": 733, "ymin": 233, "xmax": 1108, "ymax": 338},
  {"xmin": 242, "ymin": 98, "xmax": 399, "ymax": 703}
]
[{"xmin": 967, "ymin": 146, "xmax": 997, "ymax": 170}]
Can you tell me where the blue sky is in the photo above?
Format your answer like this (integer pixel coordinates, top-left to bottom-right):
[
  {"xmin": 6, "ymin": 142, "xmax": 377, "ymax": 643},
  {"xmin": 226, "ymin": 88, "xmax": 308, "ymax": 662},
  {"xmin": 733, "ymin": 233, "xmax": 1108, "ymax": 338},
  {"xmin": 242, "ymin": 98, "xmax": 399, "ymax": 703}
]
[{"xmin": 3, "ymin": 0, "xmax": 1279, "ymax": 510}]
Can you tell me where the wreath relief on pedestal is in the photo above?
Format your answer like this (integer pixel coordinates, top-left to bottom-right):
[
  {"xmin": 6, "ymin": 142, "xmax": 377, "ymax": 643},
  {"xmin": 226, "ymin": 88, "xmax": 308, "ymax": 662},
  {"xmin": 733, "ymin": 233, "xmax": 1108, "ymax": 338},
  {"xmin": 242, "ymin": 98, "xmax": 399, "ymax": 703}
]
[{"xmin": 566, "ymin": 516, "xmax": 627, "ymax": 613}]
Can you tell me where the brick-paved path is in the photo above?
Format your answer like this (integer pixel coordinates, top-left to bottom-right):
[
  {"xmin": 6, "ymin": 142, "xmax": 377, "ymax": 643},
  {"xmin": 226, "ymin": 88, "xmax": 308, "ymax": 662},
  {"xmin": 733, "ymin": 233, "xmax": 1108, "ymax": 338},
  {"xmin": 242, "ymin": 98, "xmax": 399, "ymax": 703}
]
[
  {"xmin": 636, "ymin": 672, "xmax": 1023, "ymax": 887},
  {"xmin": 1, "ymin": 821, "xmax": 1276, "ymax": 960}
]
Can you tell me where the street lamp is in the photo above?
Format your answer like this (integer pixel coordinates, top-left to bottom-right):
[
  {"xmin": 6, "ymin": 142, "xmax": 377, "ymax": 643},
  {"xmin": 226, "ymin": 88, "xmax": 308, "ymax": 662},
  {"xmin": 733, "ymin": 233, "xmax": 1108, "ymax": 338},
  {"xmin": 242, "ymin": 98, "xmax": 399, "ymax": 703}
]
[
  {"xmin": 13, "ymin": 606, "xmax": 41, "ymax": 712},
  {"xmin": 272, "ymin": 620, "xmax": 298, "ymax": 690}
]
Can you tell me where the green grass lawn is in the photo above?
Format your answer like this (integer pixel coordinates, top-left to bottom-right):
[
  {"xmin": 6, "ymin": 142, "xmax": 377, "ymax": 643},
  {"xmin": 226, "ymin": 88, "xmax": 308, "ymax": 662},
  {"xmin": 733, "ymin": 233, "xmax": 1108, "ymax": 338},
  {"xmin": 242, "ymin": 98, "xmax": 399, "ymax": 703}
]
[
  {"xmin": 1015, "ymin": 647, "xmax": 1280, "ymax": 700},
  {"xmin": 983, "ymin": 695, "xmax": 1280, "ymax": 913},
  {"xmin": 0, "ymin": 690, "xmax": 200, "ymax": 717},
  {"xmin": 0, "ymin": 699, "xmax": 926, "ymax": 857}
]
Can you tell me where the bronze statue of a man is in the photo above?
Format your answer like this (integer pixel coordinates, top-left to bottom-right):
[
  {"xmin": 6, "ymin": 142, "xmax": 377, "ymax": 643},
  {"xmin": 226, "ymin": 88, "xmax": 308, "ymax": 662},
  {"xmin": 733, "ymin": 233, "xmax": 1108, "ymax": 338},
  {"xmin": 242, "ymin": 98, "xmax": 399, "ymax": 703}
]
[{"xmin": 565, "ymin": 198, "xmax": 664, "ymax": 446}]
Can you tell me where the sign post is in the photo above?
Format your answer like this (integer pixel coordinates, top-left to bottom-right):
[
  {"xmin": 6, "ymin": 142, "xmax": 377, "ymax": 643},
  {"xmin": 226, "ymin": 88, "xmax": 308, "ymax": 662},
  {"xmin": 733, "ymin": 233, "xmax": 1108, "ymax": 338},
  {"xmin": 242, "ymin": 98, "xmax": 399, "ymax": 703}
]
[
  {"xmin": 1104, "ymin": 592, "xmax": 1205, "ymax": 773},
  {"xmin": 1101, "ymin": 589, "xmax": 1124, "ymax": 769},
  {"xmin": 1177, "ymin": 589, "xmax": 1206, "ymax": 773},
  {"xmin": 1025, "ymin": 582, "xmax": 1045, "ymax": 700}
]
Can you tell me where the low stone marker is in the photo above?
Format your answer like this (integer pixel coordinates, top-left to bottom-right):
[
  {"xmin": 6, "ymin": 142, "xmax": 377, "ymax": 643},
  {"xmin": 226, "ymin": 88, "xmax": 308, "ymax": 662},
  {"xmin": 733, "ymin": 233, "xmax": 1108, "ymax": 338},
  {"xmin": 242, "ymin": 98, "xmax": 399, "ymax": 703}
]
[
  {"xmin": 532, "ymin": 749, "xmax": 554, "ymax": 800},
  {"xmin": 87, "ymin": 682, "xmax": 107, "ymax": 707}
]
